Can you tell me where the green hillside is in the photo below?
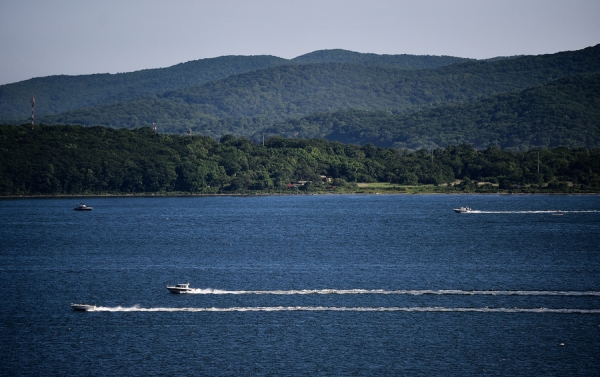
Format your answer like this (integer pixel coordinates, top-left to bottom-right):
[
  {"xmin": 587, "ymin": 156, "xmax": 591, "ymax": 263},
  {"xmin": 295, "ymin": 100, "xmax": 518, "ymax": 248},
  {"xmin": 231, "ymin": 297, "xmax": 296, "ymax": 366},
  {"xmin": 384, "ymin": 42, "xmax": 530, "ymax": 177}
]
[
  {"xmin": 2, "ymin": 45, "xmax": 599, "ymax": 152},
  {"xmin": 0, "ymin": 50, "xmax": 466, "ymax": 121},
  {"xmin": 171, "ymin": 45, "xmax": 600, "ymax": 121},
  {"xmin": 291, "ymin": 49, "xmax": 472, "ymax": 68},
  {"xmin": 263, "ymin": 73, "xmax": 600, "ymax": 151},
  {"xmin": 34, "ymin": 44, "xmax": 600, "ymax": 147},
  {"xmin": 0, "ymin": 55, "xmax": 287, "ymax": 119}
]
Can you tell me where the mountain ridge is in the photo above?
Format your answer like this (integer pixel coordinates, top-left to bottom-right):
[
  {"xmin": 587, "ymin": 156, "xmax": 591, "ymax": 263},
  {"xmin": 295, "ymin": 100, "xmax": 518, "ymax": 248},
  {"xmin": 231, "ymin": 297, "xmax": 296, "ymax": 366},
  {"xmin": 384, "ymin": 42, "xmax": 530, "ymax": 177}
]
[
  {"xmin": 0, "ymin": 49, "xmax": 471, "ymax": 118},
  {"xmin": 1, "ymin": 45, "xmax": 599, "ymax": 151}
]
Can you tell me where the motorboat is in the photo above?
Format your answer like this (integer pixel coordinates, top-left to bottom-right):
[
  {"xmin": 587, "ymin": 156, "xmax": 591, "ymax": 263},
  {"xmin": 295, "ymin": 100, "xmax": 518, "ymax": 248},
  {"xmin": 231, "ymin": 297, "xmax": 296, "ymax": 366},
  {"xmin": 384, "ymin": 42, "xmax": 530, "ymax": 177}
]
[
  {"xmin": 167, "ymin": 282, "xmax": 193, "ymax": 294},
  {"xmin": 453, "ymin": 206, "xmax": 473, "ymax": 213},
  {"xmin": 71, "ymin": 303, "xmax": 96, "ymax": 311},
  {"xmin": 74, "ymin": 203, "xmax": 93, "ymax": 211}
]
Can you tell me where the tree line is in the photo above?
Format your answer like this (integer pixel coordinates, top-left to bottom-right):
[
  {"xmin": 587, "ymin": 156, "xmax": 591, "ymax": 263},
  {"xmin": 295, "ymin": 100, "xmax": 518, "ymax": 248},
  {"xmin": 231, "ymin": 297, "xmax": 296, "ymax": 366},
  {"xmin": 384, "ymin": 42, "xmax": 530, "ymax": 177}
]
[{"xmin": 1, "ymin": 124, "xmax": 599, "ymax": 195}]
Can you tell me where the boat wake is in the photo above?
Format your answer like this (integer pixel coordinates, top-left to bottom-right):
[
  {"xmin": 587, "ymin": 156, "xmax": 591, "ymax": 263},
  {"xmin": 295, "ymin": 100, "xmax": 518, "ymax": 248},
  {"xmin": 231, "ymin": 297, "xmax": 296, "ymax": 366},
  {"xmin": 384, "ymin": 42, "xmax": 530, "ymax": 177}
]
[
  {"xmin": 187, "ymin": 289, "xmax": 600, "ymax": 296},
  {"xmin": 88, "ymin": 305, "xmax": 600, "ymax": 313},
  {"xmin": 464, "ymin": 210, "xmax": 600, "ymax": 214}
]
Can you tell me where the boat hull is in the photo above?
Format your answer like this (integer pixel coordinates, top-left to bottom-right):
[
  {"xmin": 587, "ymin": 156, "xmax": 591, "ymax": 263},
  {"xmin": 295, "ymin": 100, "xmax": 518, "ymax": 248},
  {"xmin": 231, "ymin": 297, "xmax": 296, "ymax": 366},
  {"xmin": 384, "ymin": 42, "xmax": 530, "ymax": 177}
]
[
  {"xmin": 167, "ymin": 288, "xmax": 192, "ymax": 294},
  {"xmin": 453, "ymin": 207, "xmax": 472, "ymax": 213},
  {"xmin": 71, "ymin": 303, "xmax": 95, "ymax": 311}
]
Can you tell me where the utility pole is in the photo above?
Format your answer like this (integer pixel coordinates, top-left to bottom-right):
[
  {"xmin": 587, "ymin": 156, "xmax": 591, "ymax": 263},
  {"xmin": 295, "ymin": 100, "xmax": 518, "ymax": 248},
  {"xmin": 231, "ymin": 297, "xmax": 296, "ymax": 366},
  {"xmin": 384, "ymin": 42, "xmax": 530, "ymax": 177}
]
[{"xmin": 31, "ymin": 97, "xmax": 35, "ymax": 128}]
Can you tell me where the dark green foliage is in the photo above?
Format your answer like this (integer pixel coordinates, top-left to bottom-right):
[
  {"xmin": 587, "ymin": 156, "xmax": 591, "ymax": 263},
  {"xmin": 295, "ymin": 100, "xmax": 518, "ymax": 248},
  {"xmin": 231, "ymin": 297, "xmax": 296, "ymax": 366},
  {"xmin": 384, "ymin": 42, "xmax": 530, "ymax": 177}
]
[
  {"xmin": 267, "ymin": 73, "xmax": 600, "ymax": 151},
  {"xmin": 291, "ymin": 49, "xmax": 472, "ymax": 68},
  {"xmin": 0, "ymin": 55, "xmax": 288, "ymax": 117},
  {"xmin": 0, "ymin": 50, "xmax": 466, "ymax": 120},
  {"xmin": 4, "ymin": 45, "xmax": 599, "ymax": 149},
  {"xmin": 1, "ymin": 125, "xmax": 598, "ymax": 195}
]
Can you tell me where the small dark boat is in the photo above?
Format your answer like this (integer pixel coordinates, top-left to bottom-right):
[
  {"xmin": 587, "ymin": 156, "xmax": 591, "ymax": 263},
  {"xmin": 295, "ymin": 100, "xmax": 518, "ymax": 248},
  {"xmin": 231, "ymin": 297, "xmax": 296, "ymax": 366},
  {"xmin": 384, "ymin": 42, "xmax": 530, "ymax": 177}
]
[{"xmin": 74, "ymin": 203, "xmax": 93, "ymax": 211}]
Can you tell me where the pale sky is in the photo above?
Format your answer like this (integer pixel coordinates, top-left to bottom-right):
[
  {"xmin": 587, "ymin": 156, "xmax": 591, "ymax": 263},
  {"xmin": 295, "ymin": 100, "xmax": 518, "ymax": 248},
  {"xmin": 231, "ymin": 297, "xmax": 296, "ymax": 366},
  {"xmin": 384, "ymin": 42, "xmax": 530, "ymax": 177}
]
[{"xmin": 1, "ymin": 0, "xmax": 599, "ymax": 85}]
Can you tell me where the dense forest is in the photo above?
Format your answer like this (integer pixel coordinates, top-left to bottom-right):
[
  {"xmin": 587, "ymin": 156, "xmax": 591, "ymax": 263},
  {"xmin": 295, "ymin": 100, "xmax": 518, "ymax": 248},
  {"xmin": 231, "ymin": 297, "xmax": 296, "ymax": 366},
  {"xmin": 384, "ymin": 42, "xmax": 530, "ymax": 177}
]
[
  {"xmin": 1, "ymin": 45, "xmax": 598, "ymax": 151},
  {"xmin": 262, "ymin": 73, "xmax": 600, "ymax": 151},
  {"xmin": 0, "ymin": 55, "xmax": 288, "ymax": 118},
  {"xmin": 0, "ymin": 51, "xmax": 469, "ymax": 118},
  {"xmin": 1, "ymin": 125, "xmax": 598, "ymax": 196}
]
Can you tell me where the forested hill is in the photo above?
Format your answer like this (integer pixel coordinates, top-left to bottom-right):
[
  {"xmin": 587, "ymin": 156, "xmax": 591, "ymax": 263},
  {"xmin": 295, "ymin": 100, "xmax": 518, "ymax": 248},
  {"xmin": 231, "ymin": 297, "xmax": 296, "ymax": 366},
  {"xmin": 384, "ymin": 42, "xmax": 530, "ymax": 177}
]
[
  {"xmin": 261, "ymin": 73, "xmax": 600, "ymax": 151},
  {"xmin": 167, "ymin": 45, "xmax": 600, "ymax": 125},
  {"xmin": 1, "ymin": 124, "xmax": 599, "ymax": 196},
  {"xmin": 1, "ymin": 45, "xmax": 599, "ymax": 152},
  {"xmin": 291, "ymin": 49, "xmax": 473, "ymax": 67},
  {"xmin": 0, "ymin": 55, "xmax": 288, "ymax": 118},
  {"xmin": 31, "ymin": 44, "xmax": 600, "ymax": 149},
  {"xmin": 0, "ymin": 50, "xmax": 469, "ymax": 119}
]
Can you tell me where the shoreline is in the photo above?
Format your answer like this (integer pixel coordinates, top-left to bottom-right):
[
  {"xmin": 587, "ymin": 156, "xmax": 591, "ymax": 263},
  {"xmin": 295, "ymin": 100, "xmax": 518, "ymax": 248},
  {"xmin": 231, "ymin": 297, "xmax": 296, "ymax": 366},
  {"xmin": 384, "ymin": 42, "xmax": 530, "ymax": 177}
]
[{"xmin": 1, "ymin": 191, "xmax": 598, "ymax": 199}]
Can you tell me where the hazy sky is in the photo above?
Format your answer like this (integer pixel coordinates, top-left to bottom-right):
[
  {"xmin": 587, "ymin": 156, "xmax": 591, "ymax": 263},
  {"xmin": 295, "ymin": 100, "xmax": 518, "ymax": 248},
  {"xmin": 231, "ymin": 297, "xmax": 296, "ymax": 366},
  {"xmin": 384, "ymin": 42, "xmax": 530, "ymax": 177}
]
[{"xmin": 1, "ymin": 0, "xmax": 599, "ymax": 85}]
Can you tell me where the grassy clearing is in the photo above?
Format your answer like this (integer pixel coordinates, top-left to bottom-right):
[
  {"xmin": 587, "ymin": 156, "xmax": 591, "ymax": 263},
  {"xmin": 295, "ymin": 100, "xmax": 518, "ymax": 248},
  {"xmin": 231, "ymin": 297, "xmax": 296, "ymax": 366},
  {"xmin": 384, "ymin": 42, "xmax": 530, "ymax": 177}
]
[
  {"xmin": 356, "ymin": 182, "xmax": 409, "ymax": 188},
  {"xmin": 352, "ymin": 182, "xmax": 452, "ymax": 194}
]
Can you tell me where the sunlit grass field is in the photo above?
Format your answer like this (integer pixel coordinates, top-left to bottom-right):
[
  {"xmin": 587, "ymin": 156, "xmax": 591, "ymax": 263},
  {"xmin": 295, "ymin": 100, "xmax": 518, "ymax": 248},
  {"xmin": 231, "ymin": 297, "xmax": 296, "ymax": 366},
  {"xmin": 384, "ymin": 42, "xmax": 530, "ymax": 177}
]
[{"xmin": 353, "ymin": 182, "xmax": 451, "ymax": 194}]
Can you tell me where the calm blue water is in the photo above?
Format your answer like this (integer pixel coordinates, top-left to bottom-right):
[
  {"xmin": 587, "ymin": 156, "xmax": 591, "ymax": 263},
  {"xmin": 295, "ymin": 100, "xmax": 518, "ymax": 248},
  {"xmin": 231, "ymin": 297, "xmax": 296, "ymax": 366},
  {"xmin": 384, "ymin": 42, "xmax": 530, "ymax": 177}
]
[{"xmin": 1, "ymin": 194, "xmax": 599, "ymax": 376}]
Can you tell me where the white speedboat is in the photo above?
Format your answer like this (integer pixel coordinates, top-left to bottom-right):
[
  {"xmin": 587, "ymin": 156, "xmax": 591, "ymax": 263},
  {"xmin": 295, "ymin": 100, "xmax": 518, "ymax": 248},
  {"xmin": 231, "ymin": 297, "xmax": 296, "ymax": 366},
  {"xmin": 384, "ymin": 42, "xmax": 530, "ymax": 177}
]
[
  {"xmin": 74, "ymin": 203, "xmax": 93, "ymax": 211},
  {"xmin": 453, "ymin": 206, "xmax": 473, "ymax": 213},
  {"xmin": 71, "ymin": 303, "xmax": 96, "ymax": 311},
  {"xmin": 167, "ymin": 282, "xmax": 193, "ymax": 294}
]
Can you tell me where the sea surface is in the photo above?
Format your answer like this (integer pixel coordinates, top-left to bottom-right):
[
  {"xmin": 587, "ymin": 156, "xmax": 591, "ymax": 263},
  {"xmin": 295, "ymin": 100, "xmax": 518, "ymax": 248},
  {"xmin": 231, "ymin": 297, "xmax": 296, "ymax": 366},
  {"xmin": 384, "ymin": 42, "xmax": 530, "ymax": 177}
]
[{"xmin": 1, "ymin": 194, "xmax": 599, "ymax": 376}]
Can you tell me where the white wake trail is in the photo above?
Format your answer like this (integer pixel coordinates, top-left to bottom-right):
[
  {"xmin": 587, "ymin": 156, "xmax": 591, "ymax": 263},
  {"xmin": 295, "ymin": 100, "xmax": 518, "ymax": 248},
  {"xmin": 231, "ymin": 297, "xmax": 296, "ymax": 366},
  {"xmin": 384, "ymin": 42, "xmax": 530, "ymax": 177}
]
[
  {"xmin": 466, "ymin": 210, "xmax": 600, "ymax": 214},
  {"xmin": 188, "ymin": 289, "xmax": 600, "ymax": 296},
  {"xmin": 89, "ymin": 305, "xmax": 600, "ymax": 314}
]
